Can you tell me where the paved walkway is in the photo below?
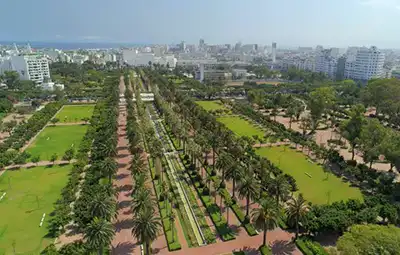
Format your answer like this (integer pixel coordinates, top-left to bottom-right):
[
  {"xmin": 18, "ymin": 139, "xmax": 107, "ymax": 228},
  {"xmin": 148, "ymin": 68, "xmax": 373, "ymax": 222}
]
[{"xmin": 111, "ymin": 76, "xmax": 141, "ymax": 254}]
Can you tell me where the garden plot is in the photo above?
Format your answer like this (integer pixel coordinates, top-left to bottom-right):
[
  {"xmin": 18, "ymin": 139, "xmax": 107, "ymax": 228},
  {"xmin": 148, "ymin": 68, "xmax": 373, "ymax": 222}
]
[
  {"xmin": 54, "ymin": 105, "xmax": 94, "ymax": 123},
  {"xmin": 26, "ymin": 125, "xmax": 87, "ymax": 160},
  {"xmin": 0, "ymin": 165, "xmax": 71, "ymax": 254},
  {"xmin": 256, "ymin": 146, "xmax": 363, "ymax": 204},
  {"xmin": 217, "ymin": 115, "xmax": 266, "ymax": 138},
  {"xmin": 196, "ymin": 101, "xmax": 227, "ymax": 112}
]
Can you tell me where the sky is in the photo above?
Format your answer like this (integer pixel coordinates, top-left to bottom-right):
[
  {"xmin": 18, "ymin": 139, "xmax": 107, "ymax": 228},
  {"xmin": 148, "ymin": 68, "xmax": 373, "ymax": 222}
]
[{"xmin": 1, "ymin": 0, "xmax": 400, "ymax": 48}]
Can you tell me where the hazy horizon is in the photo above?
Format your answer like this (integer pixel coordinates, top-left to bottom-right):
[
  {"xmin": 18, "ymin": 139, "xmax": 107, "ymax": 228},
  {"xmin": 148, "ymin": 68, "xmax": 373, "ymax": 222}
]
[{"xmin": 1, "ymin": 0, "xmax": 400, "ymax": 49}]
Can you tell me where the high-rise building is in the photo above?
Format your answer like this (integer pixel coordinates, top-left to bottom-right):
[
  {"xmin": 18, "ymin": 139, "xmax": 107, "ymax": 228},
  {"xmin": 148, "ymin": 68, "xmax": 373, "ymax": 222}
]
[
  {"xmin": 180, "ymin": 41, "xmax": 186, "ymax": 52},
  {"xmin": 315, "ymin": 49, "xmax": 338, "ymax": 78},
  {"xmin": 9, "ymin": 54, "xmax": 50, "ymax": 83},
  {"xmin": 199, "ymin": 38, "xmax": 205, "ymax": 49},
  {"xmin": 344, "ymin": 46, "xmax": 385, "ymax": 81},
  {"xmin": 272, "ymin": 42, "xmax": 277, "ymax": 63}
]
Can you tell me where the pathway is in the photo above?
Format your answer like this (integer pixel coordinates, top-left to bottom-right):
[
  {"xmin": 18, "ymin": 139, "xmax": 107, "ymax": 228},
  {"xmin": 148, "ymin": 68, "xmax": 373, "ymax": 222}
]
[{"xmin": 111, "ymin": 76, "xmax": 141, "ymax": 254}]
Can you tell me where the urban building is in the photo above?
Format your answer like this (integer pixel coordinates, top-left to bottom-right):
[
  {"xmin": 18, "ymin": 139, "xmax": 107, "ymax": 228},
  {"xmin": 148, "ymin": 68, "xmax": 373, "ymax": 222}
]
[
  {"xmin": 8, "ymin": 54, "xmax": 50, "ymax": 83},
  {"xmin": 315, "ymin": 50, "xmax": 338, "ymax": 78},
  {"xmin": 344, "ymin": 46, "xmax": 385, "ymax": 81},
  {"xmin": 272, "ymin": 42, "xmax": 277, "ymax": 63}
]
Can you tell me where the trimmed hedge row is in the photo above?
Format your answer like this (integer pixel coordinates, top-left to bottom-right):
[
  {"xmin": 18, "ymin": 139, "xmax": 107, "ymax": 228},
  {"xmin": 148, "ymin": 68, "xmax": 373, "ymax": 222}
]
[
  {"xmin": 181, "ymin": 158, "xmax": 235, "ymax": 241},
  {"xmin": 295, "ymin": 237, "xmax": 328, "ymax": 255},
  {"xmin": 148, "ymin": 158, "xmax": 182, "ymax": 251}
]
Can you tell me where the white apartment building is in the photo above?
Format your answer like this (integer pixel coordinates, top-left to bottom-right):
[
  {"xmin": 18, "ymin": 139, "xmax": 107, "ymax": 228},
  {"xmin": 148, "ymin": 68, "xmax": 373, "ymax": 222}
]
[
  {"xmin": 122, "ymin": 49, "xmax": 177, "ymax": 67},
  {"xmin": 315, "ymin": 50, "xmax": 338, "ymax": 78},
  {"xmin": 9, "ymin": 54, "xmax": 50, "ymax": 83},
  {"xmin": 344, "ymin": 46, "xmax": 385, "ymax": 81}
]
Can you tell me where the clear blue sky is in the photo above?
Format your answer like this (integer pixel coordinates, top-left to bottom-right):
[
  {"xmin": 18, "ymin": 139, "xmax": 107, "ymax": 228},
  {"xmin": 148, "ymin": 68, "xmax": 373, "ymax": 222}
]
[{"xmin": 2, "ymin": 0, "xmax": 400, "ymax": 48}]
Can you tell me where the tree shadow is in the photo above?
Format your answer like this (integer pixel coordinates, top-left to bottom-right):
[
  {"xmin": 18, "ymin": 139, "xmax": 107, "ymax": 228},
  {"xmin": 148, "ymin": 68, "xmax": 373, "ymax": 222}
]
[
  {"xmin": 65, "ymin": 224, "xmax": 82, "ymax": 237},
  {"xmin": 117, "ymin": 153, "xmax": 130, "ymax": 159},
  {"xmin": 116, "ymin": 184, "xmax": 132, "ymax": 192},
  {"xmin": 117, "ymin": 200, "xmax": 131, "ymax": 210},
  {"xmin": 117, "ymin": 146, "xmax": 129, "ymax": 151},
  {"xmin": 116, "ymin": 173, "xmax": 129, "ymax": 179},
  {"xmin": 118, "ymin": 162, "xmax": 128, "ymax": 168},
  {"xmin": 235, "ymin": 246, "xmax": 259, "ymax": 255},
  {"xmin": 111, "ymin": 241, "xmax": 137, "ymax": 254},
  {"xmin": 114, "ymin": 219, "xmax": 134, "ymax": 232},
  {"xmin": 270, "ymin": 240, "xmax": 296, "ymax": 255}
]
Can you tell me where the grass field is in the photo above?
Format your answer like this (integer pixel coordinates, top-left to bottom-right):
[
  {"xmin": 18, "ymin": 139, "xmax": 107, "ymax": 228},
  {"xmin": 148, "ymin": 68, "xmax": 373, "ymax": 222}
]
[
  {"xmin": 26, "ymin": 125, "xmax": 88, "ymax": 160},
  {"xmin": 256, "ymin": 146, "xmax": 363, "ymax": 204},
  {"xmin": 0, "ymin": 112, "xmax": 6, "ymax": 122},
  {"xmin": 217, "ymin": 115, "xmax": 265, "ymax": 138},
  {"xmin": 54, "ymin": 105, "xmax": 94, "ymax": 123},
  {"xmin": 196, "ymin": 101, "xmax": 226, "ymax": 111},
  {"xmin": 0, "ymin": 165, "xmax": 72, "ymax": 254}
]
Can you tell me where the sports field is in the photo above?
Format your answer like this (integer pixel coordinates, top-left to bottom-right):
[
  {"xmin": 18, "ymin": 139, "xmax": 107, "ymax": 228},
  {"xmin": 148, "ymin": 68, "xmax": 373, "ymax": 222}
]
[
  {"xmin": 196, "ymin": 101, "xmax": 226, "ymax": 111},
  {"xmin": 0, "ymin": 165, "xmax": 72, "ymax": 254},
  {"xmin": 26, "ymin": 125, "xmax": 88, "ymax": 160},
  {"xmin": 256, "ymin": 146, "xmax": 363, "ymax": 204},
  {"xmin": 54, "ymin": 105, "xmax": 94, "ymax": 123},
  {"xmin": 217, "ymin": 115, "xmax": 265, "ymax": 138}
]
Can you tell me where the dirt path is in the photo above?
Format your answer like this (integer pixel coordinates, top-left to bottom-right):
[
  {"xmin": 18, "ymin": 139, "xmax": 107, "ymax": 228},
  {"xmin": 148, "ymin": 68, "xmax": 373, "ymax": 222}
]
[
  {"xmin": 4, "ymin": 159, "xmax": 76, "ymax": 170},
  {"xmin": 111, "ymin": 76, "xmax": 141, "ymax": 254}
]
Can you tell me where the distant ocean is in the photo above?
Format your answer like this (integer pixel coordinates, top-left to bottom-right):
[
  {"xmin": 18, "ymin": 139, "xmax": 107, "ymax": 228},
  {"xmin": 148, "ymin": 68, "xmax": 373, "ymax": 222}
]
[{"xmin": 0, "ymin": 41, "xmax": 147, "ymax": 50}]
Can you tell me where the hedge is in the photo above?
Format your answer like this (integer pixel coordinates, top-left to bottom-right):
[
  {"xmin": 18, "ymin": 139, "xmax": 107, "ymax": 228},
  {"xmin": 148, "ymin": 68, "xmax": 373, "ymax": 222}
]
[
  {"xmin": 259, "ymin": 245, "xmax": 272, "ymax": 255},
  {"xmin": 295, "ymin": 237, "xmax": 328, "ymax": 255}
]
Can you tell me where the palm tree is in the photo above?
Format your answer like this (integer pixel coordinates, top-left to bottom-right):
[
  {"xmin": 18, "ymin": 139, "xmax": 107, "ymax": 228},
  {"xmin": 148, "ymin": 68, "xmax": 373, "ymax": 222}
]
[
  {"xmin": 286, "ymin": 193, "xmax": 309, "ymax": 240},
  {"xmin": 270, "ymin": 175, "xmax": 290, "ymax": 207},
  {"xmin": 132, "ymin": 207, "xmax": 162, "ymax": 255},
  {"xmin": 130, "ymin": 154, "xmax": 146, "ymax": 174},
  {"xmin": 84, "ymin": 217, "xmax": 114, "ymax": 255},
  {"xmin": 238, "ymin": 170, "xmax": 260, "ymax": 218},
  {"xmin": 101, "ymin": 157, "xmax": 118, "ymax": 183},
  {"xmin": 131, "ymin": 188, "xmax": 154, "ymax": 216},
  {"xmin": 218, "ymin": 188, "xmax": 225, "ymax": 221},
  {"xmin": 251, "ymin": 197, "xmax": 279, "ymax": 248},
  {"xmin": 215, "ymin": 152, "xmax": 233, "ymax": 183},
  {"xmin": 89, "ymin": 193, "xmax": 115, "ymax": 220},
  {"xmin": 225, "ymin": 164, "xmax": 243, "ymax": 198}
]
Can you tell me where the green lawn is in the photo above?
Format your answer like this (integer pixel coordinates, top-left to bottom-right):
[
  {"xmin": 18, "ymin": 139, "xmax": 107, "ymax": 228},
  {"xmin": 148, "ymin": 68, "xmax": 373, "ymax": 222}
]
[
  {"xmin": 54, "ymin": 105, "xmax": 94, "ymax": 123},
  {"xmin": 26, "ymin": 125, "xmax": 88, "ymax": 160},
  {"xmin": 0, "ymin": 112, "xmax": 6, "ymax": 122},
  {"xmin": 0, "ymin": 165, "xmax": 72, "ymax": 254},
  {"xmin": 256, "ymin": 146, "xmax": 363, "ymax": 204},
  {"xmin": 196, "ymin": 101, "xmax": 226, "ymax": 111},
  {"xmin": 217, "ymin": 116, "xmax": 265, "ymax": 138}
]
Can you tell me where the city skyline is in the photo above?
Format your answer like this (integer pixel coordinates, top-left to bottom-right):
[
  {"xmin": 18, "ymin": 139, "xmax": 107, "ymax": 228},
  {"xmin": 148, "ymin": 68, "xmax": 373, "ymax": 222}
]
[{"xmin": 1, "ymin": 0, "xmax": 400, "ymax": 48}]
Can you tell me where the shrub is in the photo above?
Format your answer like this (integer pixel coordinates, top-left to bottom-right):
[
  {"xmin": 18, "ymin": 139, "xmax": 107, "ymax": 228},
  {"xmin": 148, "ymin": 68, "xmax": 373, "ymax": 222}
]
[
  {"xmin": 346, "ymin": 159, "xmax": 357, "ymax": 167},
  {"xmin": 259, "ymin": 245, "xmax": 272, "ymax": 255}
]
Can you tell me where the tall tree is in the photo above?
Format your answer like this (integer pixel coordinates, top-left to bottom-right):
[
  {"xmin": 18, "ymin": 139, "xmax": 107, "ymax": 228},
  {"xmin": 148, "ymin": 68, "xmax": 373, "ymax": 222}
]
[
  {"xmin": 341, "ymin": 104, "xmax": 365, "ymax": 160},
  {"xmin": 238, "ymin": 170, "xmax": 260, "ymax": 217},
  {"xmin": 270, "ymin": 175, "xmax": 290, "ymax": 207},
  {"xmin": 84, "ymin": 217, "xmax": 114, "ymax": 255},
  {"xmin": 285, "ymin": 193, "xmax": 309, "ymax": 239},
  {"xmin": 100, "ymin": 157, "xmax": 118, "ymax": 183},
  {"xmin": 131, "ymin": 188, "xmax": 154, "ymax": 216},
  {"xmin": 131, "ymin": 207, "xmax": 162, "ymax": 255},
  {"xmin": 359, "ymin": 118, "xmax": 387, "ymax": 169},
  {"xmin": 251, "ymin": 197, "xmax": 279, "ymax": 248}
]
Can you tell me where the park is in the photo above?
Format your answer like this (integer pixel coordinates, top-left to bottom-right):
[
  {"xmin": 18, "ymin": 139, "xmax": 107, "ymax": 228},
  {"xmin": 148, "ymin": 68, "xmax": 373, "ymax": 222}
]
[
  {"xmin": 54, "ymin": 105, "xmax": 94, "ymax": 123},
  {"xmin": 0, "ymin": 165, "xmax": 72, "ymax": 254}
]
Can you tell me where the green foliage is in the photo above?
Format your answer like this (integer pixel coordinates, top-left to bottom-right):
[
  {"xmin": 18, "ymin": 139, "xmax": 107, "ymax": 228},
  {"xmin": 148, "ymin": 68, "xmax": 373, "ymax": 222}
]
[
  {"xmin": 259, "ymin": 245, "xmax": 272, "ymax": 255},
  {"xmin": 337, "ymin": 224, "xmax": 400, "ymax": 255}
]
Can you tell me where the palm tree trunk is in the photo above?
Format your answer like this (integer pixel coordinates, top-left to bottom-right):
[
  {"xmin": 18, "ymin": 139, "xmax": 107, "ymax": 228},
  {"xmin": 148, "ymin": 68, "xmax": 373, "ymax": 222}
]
[
  {"xmin": 226, "ymin": 206, "xmax": 230, "ymax": 224},
  {"xmin": 263, "ymin": 222, "xmax": 267, "ymax": 247},
  {"xmin": 212, "ymin": 150, "xmax": 216, "ymax": 170},
  {"xmin": 220, "ymin": 195, "xmax": 223, "ymax": 221},
  {"xmin": 146, "ymin": 241, "xmax": 151, "ymax": 255},
  {"xmin": 351, "ymin": 146, "xmax": 355, "ymax": 160},
  {"xmin": 98, "ymin": 246, "xmax": 103, "ymax": 255},
  {"xmin": 295, "ymin": 215, "xmax": 299, "ymax": 240},
  {"xmin": 246, "ymin": 195, "xmax": 250, "ymax": 217},
  {"xmin": 289, "ymin": 116, "xmax": 292, "ymax": 129},
  {"xmin": 232, "ymin": 179, "xmax": 236, "ymax": 198}
]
